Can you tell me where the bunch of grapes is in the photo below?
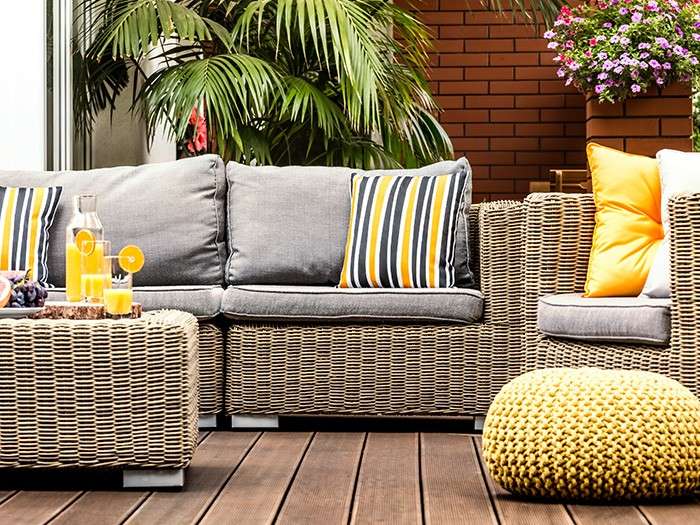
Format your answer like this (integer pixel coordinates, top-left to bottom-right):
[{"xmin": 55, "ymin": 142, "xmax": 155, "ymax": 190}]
[{"xmin": 6, "ymin": 273, "xmax": 48, "ymax": 308}]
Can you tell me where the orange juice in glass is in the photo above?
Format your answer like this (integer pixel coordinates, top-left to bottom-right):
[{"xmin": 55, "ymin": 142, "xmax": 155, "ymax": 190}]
[
  {"xmin": 65, "ymin": 195, "xmax": 103, "ymax": 302},
  {"xmin": 80, "ymin": 240, "xmax": 111, "ymax": 303},
  {"xmin": 104, "ymin": 246, "xmax": 144, "ymax": 319}
]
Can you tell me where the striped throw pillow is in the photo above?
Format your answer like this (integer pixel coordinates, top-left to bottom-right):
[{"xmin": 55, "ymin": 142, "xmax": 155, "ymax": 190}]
[
  {"xmin": 339, "ymin": 172, "xmax": 467, "ymax": 288},
  {"xmin": 0, "ymin": 186, "xmax": 63, "ymax": 285}
]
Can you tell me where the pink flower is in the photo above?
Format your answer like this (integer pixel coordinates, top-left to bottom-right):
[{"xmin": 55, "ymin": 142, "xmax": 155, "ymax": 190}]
[
  {"xmin": 186, "ymin": 107, "xmax": 208, "ymax": 154},
  {"xmin": 589, "ymin": 38, "xmax": 598, "ymax": 46}
]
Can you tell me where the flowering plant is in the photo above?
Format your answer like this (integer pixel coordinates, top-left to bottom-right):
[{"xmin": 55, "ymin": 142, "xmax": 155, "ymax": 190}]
[
  {"xmin": 178, "ymin": 107, "xmax": 208, "ymax": 158},
  {"xmin": 544, "ymin": 0, "xmax": 700, "ymax": 102}
]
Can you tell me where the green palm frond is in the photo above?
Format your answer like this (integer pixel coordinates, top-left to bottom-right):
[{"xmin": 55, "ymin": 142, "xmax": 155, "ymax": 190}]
[
  {"xmin": 140, "ymin": 53, "xmax": 282, "ymax": 150},
  {"xmin": 281, "ymin": 76, "xmax": 348, "ymax": 137}
]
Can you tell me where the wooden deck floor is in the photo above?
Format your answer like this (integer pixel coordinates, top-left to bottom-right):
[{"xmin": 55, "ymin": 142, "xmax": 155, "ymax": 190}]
[{"xmin": 0, "ymin": 431, "xmax": 697, "ymax": 525}]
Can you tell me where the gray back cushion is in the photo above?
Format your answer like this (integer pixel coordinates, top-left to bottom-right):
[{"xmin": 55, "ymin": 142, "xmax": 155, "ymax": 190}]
[
  {"xmin": 0, "ymin": 155, "xmax": 227, "ymax": 287},
  {"xmin": 226, "ymin": 158, "xmax": 472, "ymax": 286}
]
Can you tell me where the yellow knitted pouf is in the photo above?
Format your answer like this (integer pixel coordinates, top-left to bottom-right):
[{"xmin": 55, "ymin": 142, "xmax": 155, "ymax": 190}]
[{"xmin": 482, "ymin": 368, "xmax": 700, "ymax": 501}]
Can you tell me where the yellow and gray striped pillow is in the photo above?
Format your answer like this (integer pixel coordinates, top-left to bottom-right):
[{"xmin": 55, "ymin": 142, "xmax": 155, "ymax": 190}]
[
  {"xmin": 0, "ymin": 186, "xmax": 63, "ymax": 285},
  {"xmin": 339, "ymin": 172, "xmax": 467, "ymax": 288}
]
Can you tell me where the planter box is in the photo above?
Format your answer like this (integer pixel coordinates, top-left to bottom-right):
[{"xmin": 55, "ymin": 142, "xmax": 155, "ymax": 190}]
[{"xmin": 586, "ymin": 82, "xmax": 692, "ymax": 156}]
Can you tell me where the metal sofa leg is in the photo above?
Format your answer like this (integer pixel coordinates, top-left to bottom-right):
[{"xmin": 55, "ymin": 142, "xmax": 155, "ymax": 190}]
[
  {"xmin": 123, "ymin": 468, "xmax": 185, "ymax": 489},
  {"xmin": 230, "ymin": 415, "xmax": 279, "ymax": 429},
  {"xmin": 198, "ymin": 413, "xmax": 218, "ymax": 429},
  {"xmin": 474, "ymin": 416, "xmax": 485, "ymax": 432}
]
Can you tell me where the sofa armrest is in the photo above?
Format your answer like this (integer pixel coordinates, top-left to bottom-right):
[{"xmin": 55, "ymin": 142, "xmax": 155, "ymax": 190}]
[
  {"xmin": 668, "ymin": 193, "xmax": 700, "ymax": 351},
  {"xmin": 478, "ymin": 200, "xmax": 525, "ymax": 325},
  {"xmin": 523, "ymin": 193, "xmax": 596, "ymax": 343}
]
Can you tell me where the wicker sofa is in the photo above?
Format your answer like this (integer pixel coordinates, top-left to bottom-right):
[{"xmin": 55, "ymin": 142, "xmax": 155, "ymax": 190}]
[
  {"xmin": 523, "ymin": 192, "xmax": 700, "ymax": 398},
  {"xmin": 1, "ymin": 155, "xmax": 530, "ymax": 426}
]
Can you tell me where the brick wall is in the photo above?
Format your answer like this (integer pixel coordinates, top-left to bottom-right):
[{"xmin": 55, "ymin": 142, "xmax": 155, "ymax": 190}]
[
  {"xmin": 400, "ymin": 0, "xmax": 587, "ymax": 201},
  {"xmin": 586, "ymin": 83, "xmax": 692, "ymax": 156}
]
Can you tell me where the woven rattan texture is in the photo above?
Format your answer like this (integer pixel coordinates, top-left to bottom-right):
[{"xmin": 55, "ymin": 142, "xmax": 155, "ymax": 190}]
[
  {"xmin": 198, "ymin": 322, "xmax": 224, "ymax": 415},
  {"xmin": 226, "ymin": 323, "xmax": 524, "ymax": 416},
  {"xmin": 483, "ymin": 368, "xmax": 700, "ymax": 501},
  {"xmin": 0, "ymin": 310, "xmax": 199, "ymax": 469},
  {"xmin": 224, "ymin": 201, "xmax": 526, "ymax": 417},
  {"xmin": 523, "ymin": 193, "xmax": 700, "ymax": 397}
]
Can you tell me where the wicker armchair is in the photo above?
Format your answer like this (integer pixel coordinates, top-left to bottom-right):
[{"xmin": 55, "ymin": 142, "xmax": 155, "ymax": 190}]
[
  {"xmin": 523, "ymin": 192, "xmax": 700, "ymax": 396},
  {"xmin": 225, "ymin": 200, "xmax": 527, "ymax": 418}
]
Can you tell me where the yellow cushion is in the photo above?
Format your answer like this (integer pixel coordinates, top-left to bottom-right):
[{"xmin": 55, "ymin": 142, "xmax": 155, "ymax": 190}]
[
  {"xmin": 483, "ymin": 368, "xmax": 700, "ymax": 501},
  {"xmin": 584, "ymin": 143, "xmax": 663, "ymax": 297}
]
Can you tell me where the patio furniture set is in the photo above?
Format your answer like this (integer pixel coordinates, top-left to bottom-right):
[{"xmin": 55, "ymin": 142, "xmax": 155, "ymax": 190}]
[{"xmin": 0, "ymin": 151, "xmax": 697, "ymax": 490}]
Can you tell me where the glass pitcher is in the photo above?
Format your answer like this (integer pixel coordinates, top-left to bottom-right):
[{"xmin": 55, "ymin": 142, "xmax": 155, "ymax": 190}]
[{"xmin": 65, "ymin": 194, "xmax": 104, "ymax": 302}]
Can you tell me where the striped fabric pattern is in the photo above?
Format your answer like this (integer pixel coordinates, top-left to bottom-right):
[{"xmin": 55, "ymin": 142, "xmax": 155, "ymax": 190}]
[
  {"xmin": 0, "ymin": 186, "xmax": 63, "ymax": 285},
  {"xmin": 339, "ymin": 172, "xmax": 467, "ymax": 288}
]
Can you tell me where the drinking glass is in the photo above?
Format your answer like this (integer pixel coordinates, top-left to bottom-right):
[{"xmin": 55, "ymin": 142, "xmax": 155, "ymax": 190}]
[
  {"xmin": 80, "ymin": 240, "xmax": 111, "ymax": 303},
  {"xmin": 104, "ymin": 256, "xmax": 133, "ymax": 318}
]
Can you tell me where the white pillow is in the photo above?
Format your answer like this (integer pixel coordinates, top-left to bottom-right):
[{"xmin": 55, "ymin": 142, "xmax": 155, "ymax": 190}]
[{"xmin": 642, "ymin": 149, "xmax": 700, "ymax": 297}]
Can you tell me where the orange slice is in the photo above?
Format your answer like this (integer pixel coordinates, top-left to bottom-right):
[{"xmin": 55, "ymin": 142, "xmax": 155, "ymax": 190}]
[
  {"xmin": 118, "ymin": 245, "xmax": 145, "ymax": 274},
  {"xmin": 75, "ymin": 229, "xmax": 96, "ymax": 255}
]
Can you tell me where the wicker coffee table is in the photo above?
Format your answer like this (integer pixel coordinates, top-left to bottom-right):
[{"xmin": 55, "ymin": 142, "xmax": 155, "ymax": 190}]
[{"xmin": 0, "ymin": 310, "xmax": 198, "ymax": 488}]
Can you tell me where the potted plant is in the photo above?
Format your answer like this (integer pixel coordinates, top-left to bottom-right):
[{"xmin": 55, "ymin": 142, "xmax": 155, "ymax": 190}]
[{"xmin": 544, "ymin": 0, "xmax": 700, "ymax": 153}]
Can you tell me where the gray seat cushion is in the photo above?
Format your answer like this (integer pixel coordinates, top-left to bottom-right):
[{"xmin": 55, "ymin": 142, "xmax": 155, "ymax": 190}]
[
  {"xmin": 0, "ymin": 155, "xmax": 227, "ymax": 287},
  {"xmin": 221, "ymin": 285, "xmax": 484, "ymax": 323},
  {"xmin": 225, "ymin": 158, "xmax": 472, "ymax": 287},
  {"xmin": 48, "ymin": 286, "xmax": 224, "ymax": 320},
  {"xmin": 538, "ymin": 293, "xmax": 671, "ymax": 345}
]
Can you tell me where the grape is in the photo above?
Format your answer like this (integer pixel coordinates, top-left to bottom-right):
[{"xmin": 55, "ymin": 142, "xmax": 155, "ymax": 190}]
[{"xmin": 6, "ymin": 276, "xmax": 49, "ymax": 308}]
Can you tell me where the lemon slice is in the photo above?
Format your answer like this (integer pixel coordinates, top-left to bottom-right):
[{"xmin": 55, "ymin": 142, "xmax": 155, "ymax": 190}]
[
  {"xmin": 75, "ymin": 229, "xmax": 96, "ymax": 256},
  {"xmin": 118, "ymin": 245, "xmax": 145, "ymax": 274}
]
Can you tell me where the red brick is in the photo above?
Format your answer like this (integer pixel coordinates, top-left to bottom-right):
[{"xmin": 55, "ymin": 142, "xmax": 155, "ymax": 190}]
[
  {"xmin": 565, "ymin": 94, "xmax": 585, "ymax": 108},
  {"xmin": 516, "ymin": 151, "xmax": 566, "ymax": 165},
  {"xmin": 439, "ymin": 25, "xmax": 489, "ymax": 38},
  {"xmin": 625, "ymin": 137, "xmax": 692, "ymax": 156},
  {"xmin": 440, "ymin": 123, "xmax": 464, "ymax": 136},
  {"xmin": 542, "ymin": 108, "xmax": 585, "ymax": 121},
  {"xmin": 429, "ymin": 67, "xmax": 463, "ymax": 81},
  {"xmin": 491, "ymin": 165, "xmax": 542, "ymax": 179},
  {"xmin": 490, "ymin": 53, "xmax": 539, "ymax": 66},
  {"xmin": 489, "ymin": 25, "xmax": 538, "ymax": 38},
  {"xmin": 422, "ymin": 11, "xmax": 464, "ymax": 24},
  {"xmin": 435, "ymin": 95, "xmax": 464, "ymax": 108},
  {"xmin": 490, "ymin": 109, "xmax": 540, "ymax": 122},
  {"xmin": 516, "ymin": 94, "xmax": 565, "ymax": 108},
  {"xmin": 539, "ymin": 52, "xmax": 558, "ymax": 65},
  {"xmin": 441, "ymin": 109, "xmax": 489, "ymax": 122},
  {"xmin": 515, "ymin": 123, "xmax": 564, "ymax": 136},
  {"xmin": 587, "ymin": 117, "xmax": 659, "ymax": 138},
  {"xmin": 515, "ymin": 38, "xmax": 548, "ymax": 52},
  {"xmin": 565, "ymin": 122, "xmax": 585, "ymax": 136},
  {"xmin": 452, "ymin": 137, "xmax": 490, "ymax": 150},
  {"xmin": 661, "ymin": 117, "xmax": 692, "ymax": 136},
  {"xmin": 465, "ymin": 67, "xmax": 514, "ymax": 80},
  {"xmin": 489, "ymin": 80, "xmax": 539, "ymax": 94},
  {"xmin": 464, "ymin": 123, "xmax": 514, "ymax": 136},
  {"xmin": 491, "ymin": 137, "xmax": 540, "ymax": 150},
  {"xmin": 440, "ymin": 0, "xmax": 485, "ymax": 9},
  {"xmin": 515, "ymin": 66, "xmax": 559, "ymax": 79},
  {"xmin": 625, "ymin": 98, "xmax": 691, "ymax": 117},
  {"xmin": 466, "ymin": 39, "xmax": 514, "ymax": 52},
  {"xmin": 473, "ymin": 179, "xmax": 515, "ymax": 192},
  {"xmin": 465, "ymin": 95, "xmax": 514, "ymax": 108},
  {"xmin": 465, "ymin": 11, "xmax": 517, "ymax": 24},
  {"xmin": 435, "ymin": 39, "xmax": 464, "ymax": 53},
  {"xmin": 540, "ymin": 80, "xmax": 579, "ymax": 94},
  {"xmin": 440, "ymin": 81, "xmax": 489, "ymax": 94},
  {"xmin": 540, "ymin": 137, "xmax": 586, "ymax": 151},
  {"xmin": 440, "ymin": 54, "xmax": 489, "ymax": 67}
]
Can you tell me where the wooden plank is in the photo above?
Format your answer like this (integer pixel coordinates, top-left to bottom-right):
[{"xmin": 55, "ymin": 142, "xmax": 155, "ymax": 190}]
[
  {"xmin": 51, "ymin": 492, "xmax": 148, "ymax": 525},
  {"xmin": 640, "ymin": 499, "xmax": 700, "ymax": 525},
  {"xmin": 200, "ymin": 432, "xmax": 312, "ymax": 525},
  {"xmin": 0, "ymin": 491, "xmax": 81, "ymax": 525},
  {"xmin": 474, "ymin": 436, "xmax": 575, "ymax": 525},
  {"xmin": 567, "ymin": 505, "xmax": 649, "ymax": 525},
  {"xmin": 350, "ymin": 433, "xmax": 422, "ymax": 525},
  {"xmin": 421, "ymin": 434, "xmax": 498, "ymax": 525},
  {"xmin": 126, "ymin": 432, "xmax": 260, "ymax": 525},
  {"xmin": 276, "ymin": 433, "xmax": 365, "ymax": 525}
]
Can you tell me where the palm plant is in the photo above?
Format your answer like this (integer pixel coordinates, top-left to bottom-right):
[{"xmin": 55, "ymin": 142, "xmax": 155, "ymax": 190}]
[{"xmin": 76, "ymin": 0, "xmax": 462, "ymax": 168}]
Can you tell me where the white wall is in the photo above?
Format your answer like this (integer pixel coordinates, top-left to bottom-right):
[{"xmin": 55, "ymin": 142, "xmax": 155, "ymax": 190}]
[{"xmin": 0, "ymin": 1, "xmax": 46, "ymax": 170}]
